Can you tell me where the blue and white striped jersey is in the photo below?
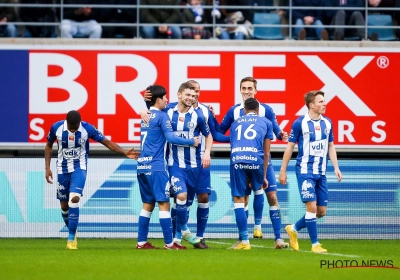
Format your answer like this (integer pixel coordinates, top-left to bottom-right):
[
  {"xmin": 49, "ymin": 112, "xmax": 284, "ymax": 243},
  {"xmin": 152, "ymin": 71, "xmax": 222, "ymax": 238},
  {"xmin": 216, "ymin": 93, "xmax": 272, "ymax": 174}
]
[
  {"xmin": 47, "ymin": 120, "xmax": 105, "ymax": 174},
  {"xmin": 288, "ymin": 113, "xmax": 334, "ymax": 175},
  {"xmin": 166, "ymin": 105, "xmax": 210, "ymax": 168},
  {"xmin": 168, "ymin": 102, "xmax": 229, "ymax": 157},
  {"xmin": 137, "ymin": 107, "xmax": 195, "ymax": 173},
  {"xmin": 218, "ymin": 102, "xmax": 282, "ymax": 139},
  {"xmin": 230, "ymin": 113, "xmax": 273, "ymax": 165}
]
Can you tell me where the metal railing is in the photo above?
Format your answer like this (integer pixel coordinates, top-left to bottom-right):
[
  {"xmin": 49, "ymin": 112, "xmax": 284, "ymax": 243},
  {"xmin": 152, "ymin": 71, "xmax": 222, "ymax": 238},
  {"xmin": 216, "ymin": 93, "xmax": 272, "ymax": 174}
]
[{"xmin": 0, "ymin": 1, "xmax": 399, "ymax": 40}]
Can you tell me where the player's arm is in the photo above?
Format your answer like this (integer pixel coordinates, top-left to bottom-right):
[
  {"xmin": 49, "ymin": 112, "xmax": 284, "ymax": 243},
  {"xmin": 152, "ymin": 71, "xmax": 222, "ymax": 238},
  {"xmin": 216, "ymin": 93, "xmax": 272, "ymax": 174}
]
[
  {"xmin": 45, "ymin": 141, "xmax": 54, "ymax": 184},
  {"xmin": 218, "ymin": 109, "xmax": 234, "ymax": 135},
  {"xmin": 199, "ymin": 116, "xmax": 212, "ymax": 168},
  {"xmin": 262, "ymin": 138, "xmax": 271, "ymax": 190},
  {"xmin": 165, "ymin": 132, "xmax": 199, "ymax": 147},
  {"xmin": 45, "ymin": 125, "xmax": 57, "ymax": 184},
  {"xmin": 207, "ymin": 109, "xmax": 230, "ymax": 143},
  {"xmin": 265, "ymin": 106, "xmax": 287, "ymax": 141},
  {"xmin": 328, "ymin": 142, "xmax": 342, "ymax": 182},
  {"xmin": 279, "ymin": 142, "xmax": 295, "ymax": 186},
  {"xmin": 101, "ymin": 138, "xmax": 139, "ymax": 159}
]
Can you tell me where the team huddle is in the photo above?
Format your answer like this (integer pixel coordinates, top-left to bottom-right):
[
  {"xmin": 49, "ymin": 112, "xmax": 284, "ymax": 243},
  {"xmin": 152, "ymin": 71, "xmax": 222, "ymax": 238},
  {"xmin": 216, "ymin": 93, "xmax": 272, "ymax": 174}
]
[{"xmin": 45, "ymin": 77, "xmax": 342, "ymax": 252}]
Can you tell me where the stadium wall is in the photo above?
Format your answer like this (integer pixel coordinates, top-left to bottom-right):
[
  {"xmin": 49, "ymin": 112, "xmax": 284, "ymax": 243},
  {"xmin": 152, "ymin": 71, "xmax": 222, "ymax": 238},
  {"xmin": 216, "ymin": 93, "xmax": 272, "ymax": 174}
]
[{"xmin": 0, "ymin": 158, "xmax": 399, "ymax": 239}]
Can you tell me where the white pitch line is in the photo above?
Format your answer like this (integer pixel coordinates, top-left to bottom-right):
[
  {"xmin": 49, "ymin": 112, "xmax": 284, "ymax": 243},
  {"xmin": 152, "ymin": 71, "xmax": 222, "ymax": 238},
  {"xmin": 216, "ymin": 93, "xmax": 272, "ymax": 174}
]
[{"xmin": 207, "ymin": 241, "xmax": 361, "ymax": 258}]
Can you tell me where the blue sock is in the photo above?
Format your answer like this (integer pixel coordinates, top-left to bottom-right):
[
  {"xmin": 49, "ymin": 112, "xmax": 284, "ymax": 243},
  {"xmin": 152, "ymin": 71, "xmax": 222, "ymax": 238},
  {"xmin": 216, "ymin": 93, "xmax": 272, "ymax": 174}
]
[
  {"xmin": 253, "ymin": 191, "xmax": 264, "ymax": 226},
  {"xmin": 159, "ymin": 211, "xmax": 173, "ymax": 244},
  {"xmin": 295, "ymin": 215, "xmax": 306, "ymax": 231},
  {"xmin": 305, "ymin": 212, "xmax": 318, "ymax": 244},
  {"xmin": 176, "ymin": 199, "xmax": 188, "ymax": 232},
  {"xmin": 234, "ymin": 203, "xmax": 248, "ymax": 241},
  {"xmin": 197, "ymin": 203, "xmax": 209, "ymax": 238},
  {"xmin": 67, "ymin": 207, "xmax": 79, "ymax": 241},
  {"xmin": 138, "ymin": 209, "xmax": 151, "ymax": 242},
  {"xmin": 175, "ymin": 218, "xmax": 182, "ymax": 240},
  {"xmin": 171, "ymin": 205, "xmax": 176, "ymax": 238},
  {"xmin": 61, "ymin": 210, "xmax": 69, "ymax": 228},
  {"xmin": 269, "ymin": 206, "xmax": 281, "ymax": 240}
]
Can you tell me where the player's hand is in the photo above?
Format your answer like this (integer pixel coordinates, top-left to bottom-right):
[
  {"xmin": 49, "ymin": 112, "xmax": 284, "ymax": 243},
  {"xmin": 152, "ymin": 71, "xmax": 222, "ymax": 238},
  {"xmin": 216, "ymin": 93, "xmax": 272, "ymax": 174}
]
[
  {"xmin": 201, "ymin": 154, "xmax": 211, "ymax": 169},
  {"xmin": 246, "ymin": 176, "xmax": 252, "ymax": 189},
  {"xmin": 280, "ymin": 131, "xmax": 288, "ymax": 142},
  {"xmin": 140, "ymin": 110, "xmax": 151, "ymax": 123},
  {"xmin": 143, "ymin": 89, "xmax": 152, "ymax": 101},
  {"xmin": 125, "ymin": 148, "xmax": 140, "ymax": 160},
  {"xmin": 45, "ymin": 169, "xmax": 53, "ymax": 184},
  {"xmin": 208, "ymin": 105, "xmax": 216, "ymax": 118},
  {"xmin": 335, "ymin": 168, "xmax": 343, "ymax": 182},
  {"xmin": 193, "ymin": 136, "xmax": 199, "ymax": 147},
  {"xmin": 262, "ymin": 178, "xmax": 269, "ymax": 190},
  {"xmin": 279, "ymin": 170, "xmax": 287, "ymax": 186}
]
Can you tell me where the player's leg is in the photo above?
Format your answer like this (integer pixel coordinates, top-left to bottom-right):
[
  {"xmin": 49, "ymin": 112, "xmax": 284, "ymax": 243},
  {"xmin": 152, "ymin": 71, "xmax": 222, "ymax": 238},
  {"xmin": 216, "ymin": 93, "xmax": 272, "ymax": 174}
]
[
  {"xmin": 57, "ymin": 173, "xmax": 70, "ymax": 229},
  {"xmin": 136, "ymin": 173, "xmax": 157, "ymax": 249},
  {"xmin": 311, "ymin": 175, "xmax": 328, "ymax": 253},
  {"xmin": 65, "ymin": 170, "xmax": 86, "ymax": 249},
  {"xmin": 265, "ymin": 165, "xmax": 289, "ymax": 248},
  {"xmin": 252, "ymin": 184, "xmax": 264, "ymax": 239},
  {"xmin": 230, "ymin": 166, "xmax": 257, "ymax": 250},
  {"xmin": 193, "ymin": 167, "xmax": 211, "ymax": 248}
]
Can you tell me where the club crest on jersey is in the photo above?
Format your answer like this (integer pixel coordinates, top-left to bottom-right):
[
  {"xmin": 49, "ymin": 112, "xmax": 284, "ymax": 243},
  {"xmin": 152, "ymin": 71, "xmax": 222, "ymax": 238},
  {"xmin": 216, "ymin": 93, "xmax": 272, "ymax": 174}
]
[
  {"xmin": 324, "ymin": 128, "xmax": 329, "ymax": 136},
  {"xmin": 79, "ymin": 138, "xmax": 86, "ymax": 145},
  {"xmin": 69, "ymin": 135, "xmax": 74, "ymax": 141},
  {"xmin": 187, "ymin": 122, "xmax": 195, "ymax": 129}
]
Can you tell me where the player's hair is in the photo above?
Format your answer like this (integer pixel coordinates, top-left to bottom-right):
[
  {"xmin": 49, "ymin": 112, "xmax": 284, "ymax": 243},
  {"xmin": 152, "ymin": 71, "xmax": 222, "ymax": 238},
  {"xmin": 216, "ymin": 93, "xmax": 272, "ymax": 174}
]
[
  {"xmin": 244, "ymin": 98, "xmax": 259, "ymax": 112},
  {"xmin": 187, "ymin": 79, "xmax": 200, "ymax": 89},
  {"xmin": 178, "ymin": 82, "xmax": 196, "ymax": 93},
  {"xmin": 66, "ymin": 110, "xmax": 81, "ymax": 126},
  {"xmin": 240, "ymin": 77, "xmax": 257, "ymax": 90},
  {"xmin": 147, "ymin": 85, "xmax": 167, "ymax": 107},
  {"xmin": 304, "ymin": 90, "xmax": 325, "ymax": 109}
]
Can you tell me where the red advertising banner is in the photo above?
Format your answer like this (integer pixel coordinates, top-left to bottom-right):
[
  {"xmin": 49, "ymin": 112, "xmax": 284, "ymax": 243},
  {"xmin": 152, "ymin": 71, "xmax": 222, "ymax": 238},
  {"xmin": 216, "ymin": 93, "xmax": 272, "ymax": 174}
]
[{"xmin": 26, "ymin": 46, "xmax": 400, "ymax": 148}]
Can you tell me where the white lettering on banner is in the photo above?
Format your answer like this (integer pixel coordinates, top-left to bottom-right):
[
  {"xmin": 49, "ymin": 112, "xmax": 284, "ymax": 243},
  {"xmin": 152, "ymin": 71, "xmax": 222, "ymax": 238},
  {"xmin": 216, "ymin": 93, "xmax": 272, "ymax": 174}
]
[
  {"xmin": 169, "ymin": 54, "xmax": 221, "ymax": 103},
  {"xmin": 97, "ymin": 54, "xmax": 155, "ymax": 114},
  {"xmin": 234, "ymin": 55, "xmax": 286, "ymax": 115},
  {"xmin": 371, "ymin": 121, "xmax": 386, "ymax": 143},
  {"xmin": 338, "ymin": 121, "xmax": 356, "ymax": 143},
  {"xmin": 128, "ymin": 119, "xmax": 141, "ymax": 141},
  {"xmin": 297, "ymin": 55, "xmax": 375, "ymax": 116},
  {"xmin": 97, "ymin": 118, "xmax": 111, "ymax": 140},
  {"xmin": 29, "ymin": 53, "xmax": 88, "ymax": 114},
  {"xmin": 29, "ymin": 118, "xmax": 45, "ymax": 141}
]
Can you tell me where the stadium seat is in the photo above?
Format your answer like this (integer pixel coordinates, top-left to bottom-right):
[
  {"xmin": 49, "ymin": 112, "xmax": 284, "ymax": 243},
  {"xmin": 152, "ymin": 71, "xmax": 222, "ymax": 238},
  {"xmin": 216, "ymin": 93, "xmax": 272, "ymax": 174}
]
[
  {"xmin": 253, "ymin": 13, "xmax": 284, "ymax": 40},
  {"xmin": 367, "ymin": 14, "xmax": 398, "ymax": 41}
]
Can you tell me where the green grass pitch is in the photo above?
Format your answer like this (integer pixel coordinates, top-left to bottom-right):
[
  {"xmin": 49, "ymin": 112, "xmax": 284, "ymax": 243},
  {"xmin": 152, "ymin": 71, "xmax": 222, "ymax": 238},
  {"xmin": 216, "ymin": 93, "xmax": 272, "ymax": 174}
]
[{"xmin": 1, "ymin": 238, "xmax": 399, "ymax": 280}]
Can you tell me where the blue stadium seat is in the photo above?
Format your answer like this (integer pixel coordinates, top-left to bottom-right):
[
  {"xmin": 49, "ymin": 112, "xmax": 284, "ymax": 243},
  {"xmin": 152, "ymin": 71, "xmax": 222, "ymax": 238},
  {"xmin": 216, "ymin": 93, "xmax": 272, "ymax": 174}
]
[
  {"xmin": 367, "ymin": 14, "xmax": 398, "ymax": 41},
  {"xmin": 253, "ymin": 13, "xmax": 284, "ymax": 40}
]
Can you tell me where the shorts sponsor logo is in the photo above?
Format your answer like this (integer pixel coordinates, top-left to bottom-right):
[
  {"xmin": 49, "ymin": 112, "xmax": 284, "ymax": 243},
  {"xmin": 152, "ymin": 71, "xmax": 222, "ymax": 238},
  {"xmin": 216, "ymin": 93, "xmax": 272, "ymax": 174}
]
[
  {"xmin": 301, "ymin": 180, "xmax": 314, "ymax": 199},
  {"xmin": 234, "ymin": 164, "xmax": 260, "ymax": 170}
]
